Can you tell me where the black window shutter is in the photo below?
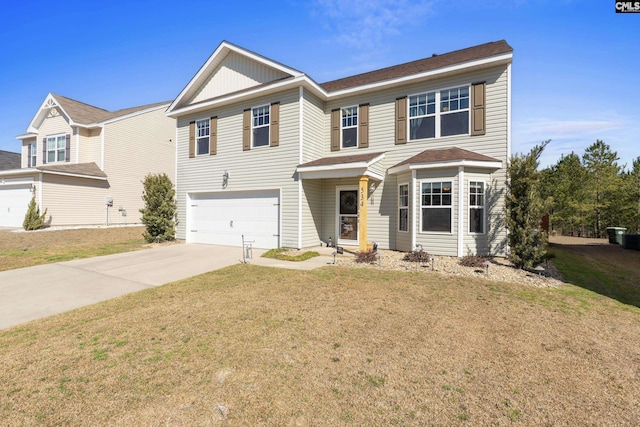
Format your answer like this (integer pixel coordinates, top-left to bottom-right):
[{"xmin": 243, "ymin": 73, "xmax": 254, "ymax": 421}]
[
  {"xmin": 65, "ymin": 134, "xmax": 71, "ymax": 162},
  {"xmin": 42, "ymin": 138, "xmax": 47, "ymax": 164}
]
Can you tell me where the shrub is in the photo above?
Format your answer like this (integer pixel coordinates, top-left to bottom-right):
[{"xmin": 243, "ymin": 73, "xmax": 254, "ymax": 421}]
[
  {"xmin": 23, "ymin": 194, "xmax": 47, "ymax": 231},
  {"xmin": 139, "ymin": 173, "xmax": 177, "ymax": 243},
  {"xmin": 459, "ymin": 255, "xmax": 488, "ymax": 268},
  {"xmin": 355, "ymin": 250, "xmax": 378, "ymax": 264},
  {"xmin": 402, "ymin": 249, "xmax": 430, "ymax": 263}
]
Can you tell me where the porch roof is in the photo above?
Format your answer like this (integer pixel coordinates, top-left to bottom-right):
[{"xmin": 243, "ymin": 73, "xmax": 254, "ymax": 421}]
[
  {"xmin": 37, "ymin": 162, "xmax": 108, "ymax": 180},
  {"xmin": 388, "ymin": 147, "xmax": 502, "ymax": 175},
  {"xmin": 297, "ymin": 152, "xmax": 385, "ymax": 180}
]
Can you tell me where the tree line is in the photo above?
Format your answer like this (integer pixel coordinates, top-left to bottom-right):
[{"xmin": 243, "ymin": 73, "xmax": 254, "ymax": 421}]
[{"xmin": 539, "ymin": 140, "xmax": 640, "ymax": 237}]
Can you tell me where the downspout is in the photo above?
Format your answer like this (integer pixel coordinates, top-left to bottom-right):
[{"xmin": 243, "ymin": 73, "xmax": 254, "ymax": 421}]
[
  {"xmin": 298, "ymin": 86, "xmax": 304, "ymax": 249},
  {"xmin": 458, "ymin": 166, "xmax": 464, "ymax": 257},
  {"xmin": 75, "ymin": 126, "xmax": 80, "ymax": 163},
  {"xmin": 411, "ymin": 170, "xmax": 416, "ymax": 250},
  {"xmin": 506, "ymin": 62, "xmax": 512, "ymax": 256}
]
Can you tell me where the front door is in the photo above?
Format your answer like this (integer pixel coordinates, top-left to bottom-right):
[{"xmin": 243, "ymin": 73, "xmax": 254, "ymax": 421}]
[{"xmin": 337, "ymin": 188, "xmax": 358, "ymax": 246}]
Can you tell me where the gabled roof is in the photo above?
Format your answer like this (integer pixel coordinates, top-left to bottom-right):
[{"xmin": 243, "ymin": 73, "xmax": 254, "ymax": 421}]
[
  {"xmin": 23, "ymin": 93, "xmax": 170, "ymax": 136},
  {"xmin": 297, "ymin": 152, "xmax": 385, "ymax": 180},
  {"xmin": 388, "ymin": 147, "xmax": 502, "ymax": 174},
  {"xmin": 167, "ymin": 39, "xmax": 512, "ymax": 117},
  {"xmin": 0, "ymin": 150, "xmax": 21, "ymax": 171},
  {"xmin": 321, "ymin": 40, "xmax": 513, "ymax": 92},
  {"xmin": 167, "ymin": 41, "xmax": 305, "ymax": 115},
  {"xmin": 37, "ymin": 162, "xmax": 108, "ymax": 180}
]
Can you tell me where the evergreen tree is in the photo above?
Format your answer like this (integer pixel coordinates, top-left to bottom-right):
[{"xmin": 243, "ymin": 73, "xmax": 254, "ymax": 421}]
[
  {"xmin": 505, "ymin": 140, "xmax": 550, "ymax": 269},
  {"xmin": 23, "ymin": 194, "xmax": 48, "ymax": 231},
  {"xmin": 139, "ymin": 173, "xmax": 177, "ymax": 243},
  {"xmin": 582, "ymin": 140, "xmax": 621, "ymax": 237}
]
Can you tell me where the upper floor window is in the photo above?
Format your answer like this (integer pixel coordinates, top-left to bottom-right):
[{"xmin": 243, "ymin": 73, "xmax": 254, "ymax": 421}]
[
  {"xmin": 421, "ymin": 181, "xmax": 452, "ymax": 233},
  {"xmin": 469, "ymin": 181, "xmax": 485, "ymax": 234},
  {"xmin": 252, "ymin": 105, "xmax": 270, "ymax": 147},
  {"xmin": 341, "ymin": 106, "xmax": 358, "ymax": 148},
  {"xmin": 409, "ymin": 85, "xmax": 469, "ymax": 140},
  {"xmin": 29, "ymin": 142, "xmax": 36, "ymax": 167},
  {"xmin": 196, "ymin": 119, "xmax": 210, "ymax": 155},
  {"xmin": 46, "ymin": 134, "xmax": 66, "ymax": 163},
  {"xmin": 398, "ymin": 184, "xmax": 409, "ymax": 232}
]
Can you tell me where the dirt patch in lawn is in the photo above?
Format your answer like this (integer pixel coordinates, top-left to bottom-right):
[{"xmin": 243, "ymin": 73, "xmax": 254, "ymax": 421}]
[
  {"xmin": 1, "ymin": 265, "xmax": 639, "ymax": 426},
  {"xmin": 0, "ymin": 226, "xmax": 149, "ymax": 271}
]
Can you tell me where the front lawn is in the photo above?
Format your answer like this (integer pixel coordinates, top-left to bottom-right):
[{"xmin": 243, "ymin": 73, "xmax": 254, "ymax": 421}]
[{"xmin": 1, "ymin": 264, "xmax": 638, "ymax": 425}]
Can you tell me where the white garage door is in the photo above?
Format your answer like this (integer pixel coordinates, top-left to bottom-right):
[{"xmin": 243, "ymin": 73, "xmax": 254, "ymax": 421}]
[
  {"xmin": 189, "ymin": 190, "xmax": 280, "ymax": 249},
  {"xmin": 0, "ymin": 184, "xmax": 32, "ymax": 228}
]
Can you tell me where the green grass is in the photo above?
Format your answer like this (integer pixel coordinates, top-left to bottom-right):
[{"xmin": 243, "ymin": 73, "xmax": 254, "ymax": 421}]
[
  {"xmin": 550, "ymin": 245, "xmax": 640, "ymax": 307},
  {"xmin": 261, "ymin": 247, "xmax": 320, "ymax": 261}
]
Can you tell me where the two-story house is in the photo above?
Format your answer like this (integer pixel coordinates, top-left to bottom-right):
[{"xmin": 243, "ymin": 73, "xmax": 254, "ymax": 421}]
[
  {"xmin": 166, "ymin": 40, "xmax": 513, "ymax": 256},
  {"xmin": 0, "ymin": 93, "xmax": 175, "ymax": 228}
]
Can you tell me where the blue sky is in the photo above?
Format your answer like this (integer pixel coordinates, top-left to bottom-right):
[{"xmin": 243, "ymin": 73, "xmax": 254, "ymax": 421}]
[{"xmin": 0, "ymin": 0, "xmax": 638, "ymax": 169}]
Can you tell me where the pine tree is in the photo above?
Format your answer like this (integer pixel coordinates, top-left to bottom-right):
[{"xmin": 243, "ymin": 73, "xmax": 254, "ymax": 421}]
[
  {"xmin": 505, "ymin": 140, "xmax": 550, "ymax": 269},
  {"xmin": 139, "ymin": 173, "xmax": 177, "ymax": 243}
]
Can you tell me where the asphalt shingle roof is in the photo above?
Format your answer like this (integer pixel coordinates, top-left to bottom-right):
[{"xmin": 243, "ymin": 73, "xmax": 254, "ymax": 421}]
[{"xmin": 52, "ymin": 94, "xmax": 170, "ymax": 125}]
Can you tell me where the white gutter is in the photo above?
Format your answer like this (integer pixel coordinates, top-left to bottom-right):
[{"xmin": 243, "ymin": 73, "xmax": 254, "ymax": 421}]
[
  {"xmin": 457, "ymin": 167, "xmax": 464, "ymax": 257},
  {"xmin": 388, "ymin": 159, "xmax": 502, "ymax": 175},
  {"xmin": 507, "ymin": 62, "xmax": 512, "ymax": 160}
]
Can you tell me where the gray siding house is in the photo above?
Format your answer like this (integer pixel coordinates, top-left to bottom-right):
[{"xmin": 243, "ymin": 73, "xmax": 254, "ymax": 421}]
[{"xmin": 167, "ymin": 40, "xmax": 513, "ymax": 256}]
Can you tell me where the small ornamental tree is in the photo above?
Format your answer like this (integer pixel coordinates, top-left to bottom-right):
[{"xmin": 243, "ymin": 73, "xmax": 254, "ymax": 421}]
[
  {"xmin": 505, "ymin": 140, "xmax": 550, "ymax": 269},
  {"xmin": 139, "ymin": 173, "xmax": 177, "ymax": 243},
  {"xmin": 23, "ymin": 194, "xmax": 48, "ymax": 231}
]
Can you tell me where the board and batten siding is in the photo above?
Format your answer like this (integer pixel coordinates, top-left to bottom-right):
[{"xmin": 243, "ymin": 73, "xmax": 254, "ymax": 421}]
[
  {"xmin": 176, "ymin": 88, "xmax": 301, "ymax": 248},
  {"xmin": 103, "ymin": 107, "xmax": 175, "ymax": 224},
  {"xmin": 316, "ymin": 64, "xmax": 508, "ymax": 254},
  {"xmin": 41, "ymin": 175, "xmax": 109, "ymax": 226},
  {"xmin": 191, "ymin": 51, "xmax": 290, "ymax": 105}
]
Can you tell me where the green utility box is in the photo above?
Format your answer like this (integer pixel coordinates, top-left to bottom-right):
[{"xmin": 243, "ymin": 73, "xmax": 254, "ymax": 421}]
[{"xmin": 605, "ymin": 227, "xmax": 627, "ymax": 245}]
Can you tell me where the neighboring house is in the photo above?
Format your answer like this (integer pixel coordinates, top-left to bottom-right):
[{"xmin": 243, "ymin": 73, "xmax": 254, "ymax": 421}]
[
  {"xmin": 166, "ymin": 40, "xmax": 513, "ymax": 256},
  {"xmin": 0, "ymin": 94, "xmax": 175, "ymax": 228},
  {"xmin": 0, "ymin": 150, "xmax": 20, "ymax": 170}
]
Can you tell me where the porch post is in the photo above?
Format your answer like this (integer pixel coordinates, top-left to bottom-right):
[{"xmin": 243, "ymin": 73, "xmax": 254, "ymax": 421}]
[{"xmin": 359, "ymin": 175, "xmax": 369, "ymax": 252}]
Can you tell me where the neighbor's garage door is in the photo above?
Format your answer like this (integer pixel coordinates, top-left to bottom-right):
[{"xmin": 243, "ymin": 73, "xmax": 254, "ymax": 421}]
[
  {"xmin": 189, "ymin": 190, "xmax": 280, "ymax": 249},
  {"xmin": 0, "ymin": 184, "xmax": 32, "ymax": 228}
]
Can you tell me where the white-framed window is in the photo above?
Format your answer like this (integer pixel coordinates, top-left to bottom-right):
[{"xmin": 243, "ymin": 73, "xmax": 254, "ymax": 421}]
[
  {"xmin": 421, "ymin": 181, "xmax": 453, "ymax": 233},
  {"xmin": 469, "ymin": 181, "xmax": 485, "ymax": 234},
  {"xmin": 196, "ymin": 119, "xmax": 210, "ymax": 155},
  {"xmin": 252, "ymin": 105, "xmax": 270, "ymax": 147},
  {"xmin": 46, "ymin": 134, "xmax": 66, "ymax": 163},
  {"xmin": 409, "ymin": 85, "xmax": 469, "ymax": 140},
  {"xmin": 341, "ymin": 106, "xmax": 358, "ymax": 148},
  {"xmin": 30, "ymin": 142, "xmax": 37, "ymax": 167},
  {"xmin": 398, "ymin": 183, "xmax": 409, "ymax": 232}
]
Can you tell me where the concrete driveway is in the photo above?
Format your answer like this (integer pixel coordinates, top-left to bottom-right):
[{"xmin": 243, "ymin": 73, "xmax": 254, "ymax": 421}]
[{"xmin": 0, "ymin": 244, "xmax": 265, "ymax": 330}]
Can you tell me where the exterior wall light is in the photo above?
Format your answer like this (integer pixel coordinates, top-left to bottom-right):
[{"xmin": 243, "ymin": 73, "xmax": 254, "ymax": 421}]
[{"xmin": 222, "ymin": 171, "xmax": 229, "ymax": 188}]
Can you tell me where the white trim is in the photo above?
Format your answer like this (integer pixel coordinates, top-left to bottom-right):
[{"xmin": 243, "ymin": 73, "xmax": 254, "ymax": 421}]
[
  {"xmin": 340, "ymin": 105, "xmax": 358, "ymax": 149},
  {"xmin": 299, "ymin": 168, "xmax": 384, "ymax": 181},
  {"xmin": 167, "ymin": 41, "xmax": 305, "ymax": 115},
  {"xmin": 328, "ymin": 53, "xmax": 513, "ymax": 98},
  {"xmin": 0, "ymin": 168, "xmax": 37, "ymax": 178},
  {"xmin": 38, "ymin": 170, "xmax": 108, "ymax": 181},
  {"xmin": 507, "ymin": 62, "xmax": 512, "ymax": 161},
  {"xmin": 251, "ymin": 104, "xmax": 271, "ymax": 148},
  {"xmin": 388, "ymin": 159, "xmax": 502, "ymax": 175},
  {"xmin": 43, "ymin": 133, "xmax": 67, "ymax": 164},
  {"xmin": 407, "ymin": 84, "xmax": 471, "ymax": 142},
  {"xmin": 194, "ymin": 117, "xmax": 211, "ymax": 156},
  {"xmin": 298, "ymin": 86, "xmax": 304, "ymax": 249},
  {"xmin": 100, "ymin": 125, "xmax": 105, "ymax": 170},
  {"xmin": 398, "ymin": 182, "xmax": 409, "ymax": 233},
  {"xmin": 16, "ymin": 133, "xmax": 37, "ymax": 140},
  {"xmin": 75, "ymin": 126, "xmax": 80, "ymax": 163},
  {"xmin": 418, "ymin": 179, "xmax": 454, "ymax": 236},
  {"xmin": 336, "ymin": 185, "xmax": 359, "ymax": 246},
  {"xmin": 467, "ymin": 179, "xmax": 487, "ymax": 236},
  {"xmin": 457, "ymin": 167, "xmax": 464, "ymax": 257},
  {"xmin": 0, "ymin": 176, "xmax": 34, "ymax": 186},
  {"xmin": 411, "ymin": 170, "xmax": 416, "ymax": 250}
]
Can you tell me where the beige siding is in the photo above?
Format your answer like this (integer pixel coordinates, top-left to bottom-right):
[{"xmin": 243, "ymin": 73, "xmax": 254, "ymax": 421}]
[
  {"xmin": 76, "ymin": 127, "xmax": 101, "ymax": 165},
  {"xmin": 41, "ymin": 175, "xmax": 109, "ymax": 226},
  {"xmin": 21, "ymin": 138, "xmax": 36, "ymax": 168},
  {"xmin": 317, "ymin": 65, "xmax": 508, "ymax": 254},
  {"xmin": 301, "ymin": 179, "xmax": 323, "ymax": 247},
  {"xmin": 176, "ymin": 88, "xmax": 300, "ymax": 248},
  {"xmin": 302, "ymin": 91, "xmax": 325, "ymax": 163},
  {"xmin": 192, "ymin": 52, "xmax": 290, "ymax": 104},
  {"xmin": 36, "ymin": 114, "xmax": 73, "ymax": 166},
  {"xmin": 103, "ymin": 107, "xmax": 175, "ymax": 224}
]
